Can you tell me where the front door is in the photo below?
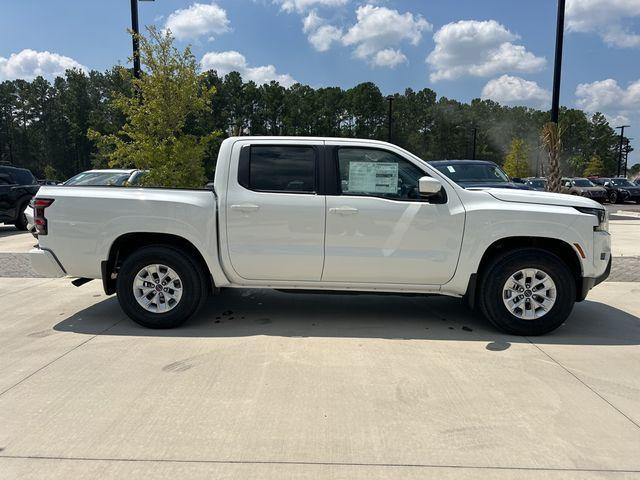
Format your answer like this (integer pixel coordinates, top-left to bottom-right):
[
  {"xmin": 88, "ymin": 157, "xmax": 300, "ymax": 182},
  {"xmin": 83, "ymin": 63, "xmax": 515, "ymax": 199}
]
[{"xmin": 322, "ymin": 145, "xmax": 465, "ymax": 285}]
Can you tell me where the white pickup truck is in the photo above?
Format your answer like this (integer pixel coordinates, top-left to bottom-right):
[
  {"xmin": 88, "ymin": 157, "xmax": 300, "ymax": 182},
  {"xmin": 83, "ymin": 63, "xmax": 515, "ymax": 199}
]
[{"xmin": 30, "ymin": 137, "xmax": 611, "ymax": 335}]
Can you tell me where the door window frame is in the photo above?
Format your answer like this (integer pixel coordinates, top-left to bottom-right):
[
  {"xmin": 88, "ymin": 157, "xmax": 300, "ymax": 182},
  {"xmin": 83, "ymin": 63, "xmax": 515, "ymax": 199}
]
[
  {"xmin": 237, "ymin": 144, "xmax": 322, "ymax": 195},
  {"xmin": 327, "ymin": 145, "xmax": 446, "ymax": 204}
]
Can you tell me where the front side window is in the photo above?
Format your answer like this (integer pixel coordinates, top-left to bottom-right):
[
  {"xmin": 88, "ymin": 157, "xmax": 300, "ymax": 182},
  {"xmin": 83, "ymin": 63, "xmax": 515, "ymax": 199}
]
[
  {"xmin": 573, "ymin": 179, "xmax": 594, "ymax": 187},
  {"xmin": 337, "ymin": 148, "xmax": 425, "ymax": 200},
  {"xmin": 248, "ymin": 146, "xmax": 316, "ymax": 193}
]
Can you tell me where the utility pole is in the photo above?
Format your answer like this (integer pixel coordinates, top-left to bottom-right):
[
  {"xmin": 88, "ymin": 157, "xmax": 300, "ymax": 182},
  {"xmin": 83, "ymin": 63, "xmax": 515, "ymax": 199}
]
[
  {"xmin": 130, "ymin": 0, "xmax": 141, "ymax": 79},
  {"xmin": 472, "ymin": 127, "xmax": 478, "ymax": 160},
  {"xmin": 130, "ymin": 0, "xmax": 155, "ymax": 79},
  {"xmin": 624, "ymin": 138, "xmax": 633, "ymax": 177},
  {"xmin": 616, "ymin": 125, "xmax": 630, "ymax": 177},
  {"xmin": 386, "ymin": 95, "xmax": 394, "ymax": 143},
  {"xmin": 550, "ymin": 0, "xmax": 566, "ymax": 124}
]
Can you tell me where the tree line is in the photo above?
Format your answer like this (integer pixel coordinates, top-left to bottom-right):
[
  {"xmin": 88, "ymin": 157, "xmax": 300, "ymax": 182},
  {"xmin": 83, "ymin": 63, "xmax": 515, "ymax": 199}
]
[{"xmin": 0, "ymin": 40, "xmax": 634, "ymax": 183}]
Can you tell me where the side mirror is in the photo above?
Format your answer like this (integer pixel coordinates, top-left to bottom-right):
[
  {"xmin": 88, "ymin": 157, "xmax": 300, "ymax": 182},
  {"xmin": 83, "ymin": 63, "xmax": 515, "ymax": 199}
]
[{"xmin": 419, "ymin": 176, "xmax": 442, "ymax": 196}]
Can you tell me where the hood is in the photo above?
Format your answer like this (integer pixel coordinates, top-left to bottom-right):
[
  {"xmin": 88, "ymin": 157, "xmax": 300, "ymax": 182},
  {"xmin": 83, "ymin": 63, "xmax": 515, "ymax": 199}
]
[
  {"xmin": 484, "ymin": 188, "xmax": 603, "ymax": 208},
  {"xmin": 459, "ymin": 181, "xmax": 530, "ymax": 190}
]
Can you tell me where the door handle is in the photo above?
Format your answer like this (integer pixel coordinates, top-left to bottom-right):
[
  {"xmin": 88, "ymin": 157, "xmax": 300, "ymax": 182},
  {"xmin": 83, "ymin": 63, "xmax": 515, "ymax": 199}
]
[
  {"xmin": 230, "ymin": 204, "xmax": 260, "ymax": 212},
  {"xmin": 329, "ymin": 206, "xmax": 359, "ymax": 215}
]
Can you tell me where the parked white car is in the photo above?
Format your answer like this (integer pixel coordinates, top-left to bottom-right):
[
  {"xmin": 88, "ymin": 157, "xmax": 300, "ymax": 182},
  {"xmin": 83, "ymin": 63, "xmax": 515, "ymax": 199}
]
[{"xmin": 29, "ymin": 137, "xmax": 611, "ymax": 335}]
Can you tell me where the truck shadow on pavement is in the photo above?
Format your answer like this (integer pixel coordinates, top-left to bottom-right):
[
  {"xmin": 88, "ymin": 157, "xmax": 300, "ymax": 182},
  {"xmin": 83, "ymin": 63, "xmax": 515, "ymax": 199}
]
[
  {"xmin": 53, "ymin": 288, "xmax": 640, "ymax": 347},
  {"xmin": 0, "ymin": 226, "xmax": 26, "ymax": 238}
]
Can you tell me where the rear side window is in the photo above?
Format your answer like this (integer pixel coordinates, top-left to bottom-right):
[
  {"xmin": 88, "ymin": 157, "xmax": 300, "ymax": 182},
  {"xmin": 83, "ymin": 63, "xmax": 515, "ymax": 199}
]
[
  {"xmin": 241, "ymin": 146, "xmax": 316, "ymax": 193},
  {"xmin": 11, "ymin": 169, "xmax": 36, "ymax": 185}
]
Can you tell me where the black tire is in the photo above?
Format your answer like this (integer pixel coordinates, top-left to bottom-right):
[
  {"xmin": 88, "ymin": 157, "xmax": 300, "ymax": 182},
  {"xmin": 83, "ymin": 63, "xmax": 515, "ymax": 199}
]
[
  {"xmin": 609, "ymin": 191, "xmax": 619, "ymax": 204},
  {"xmin": 478, "ymin": 248, "xmax": 575, "ymax": 336},
  {"xmin": 116, "ymin": 246, "xmax": 207, "ymax": 328},
  {"xmin": 13, "ymin": 202, "xmax": 28, "ymax": 231}
]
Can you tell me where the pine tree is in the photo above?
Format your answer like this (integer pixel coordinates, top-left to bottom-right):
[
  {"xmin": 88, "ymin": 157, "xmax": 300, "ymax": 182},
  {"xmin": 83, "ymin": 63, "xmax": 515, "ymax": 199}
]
[
  {"xmin": 583, "ymin": 155, "xmax": 605, "ymax": 177},
  {"xmin": 503, "ymin": 138, "xmax": 530, "ymax": 178}
]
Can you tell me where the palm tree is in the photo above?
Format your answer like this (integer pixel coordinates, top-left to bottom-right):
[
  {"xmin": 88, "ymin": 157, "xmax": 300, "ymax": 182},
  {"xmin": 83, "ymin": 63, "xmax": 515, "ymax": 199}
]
[{"xmin": 541, "ymin": 122, "xmax": 562, "ymax": 193}]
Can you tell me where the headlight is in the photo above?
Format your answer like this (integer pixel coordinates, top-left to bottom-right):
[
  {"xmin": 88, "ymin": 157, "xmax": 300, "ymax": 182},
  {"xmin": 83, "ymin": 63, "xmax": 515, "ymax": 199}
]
[{"xmin": 575, "ymin": 206, "xmax": 608, "ymax": 232}]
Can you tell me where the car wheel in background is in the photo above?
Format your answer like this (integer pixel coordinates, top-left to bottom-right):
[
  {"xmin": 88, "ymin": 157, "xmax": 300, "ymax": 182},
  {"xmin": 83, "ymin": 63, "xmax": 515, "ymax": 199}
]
[
  {"xmin": 13, "ymin": 203, "xmax": 28, "ymax": 230},
  {"xmin": 116, "ymin": 246, "xmax": 207, "ymax": 328},
  {"xmin": 609, "ymin": 191, "xmax": 619, "ymax": 204},
  {"xmin": 478, "ymin": 248, "xmax": 575, "ymax": 336}
]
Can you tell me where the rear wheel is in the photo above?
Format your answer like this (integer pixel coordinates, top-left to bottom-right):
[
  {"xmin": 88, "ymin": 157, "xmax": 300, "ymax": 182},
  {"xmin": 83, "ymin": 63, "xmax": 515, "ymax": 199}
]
[
  {"xmin": 478, "ymin": 248, "xmax": 575, "ymax": 336},
  {"xmin": 116, "ymin": 246, "xmax": 207, "ymax": 328}
]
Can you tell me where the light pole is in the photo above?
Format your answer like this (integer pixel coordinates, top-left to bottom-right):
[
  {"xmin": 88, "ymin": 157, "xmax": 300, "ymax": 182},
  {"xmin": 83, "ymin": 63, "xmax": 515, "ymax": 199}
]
[
  {"xmin": 130, "ymin": 0, "xmax": 155, "ymax": 79},
  {"xmin": 550, "ymin": 0, "xmax": 566, "ymax": 124},
  {"xmin": 616, "ymin": 125, "xmax": 630, "ymax": 177},
  {"xmin": 386, "ymin": 95, "xmax": 394, "ymax": 143}
]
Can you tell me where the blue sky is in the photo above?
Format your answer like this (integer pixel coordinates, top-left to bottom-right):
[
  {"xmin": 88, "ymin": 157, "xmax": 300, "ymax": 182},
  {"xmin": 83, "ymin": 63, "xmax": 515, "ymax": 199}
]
[{"xmin": 1, "ymin": 0, "xmax": 639, "ymax": 165}]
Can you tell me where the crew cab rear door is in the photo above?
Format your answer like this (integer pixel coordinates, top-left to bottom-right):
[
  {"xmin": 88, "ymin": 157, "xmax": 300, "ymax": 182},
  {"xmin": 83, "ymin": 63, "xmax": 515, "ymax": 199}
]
[
  {"xmin": 322, "ymin": 142, "xmax": 465, "ymax": 285},
  {"xmin": 224, "ymin": 140, "xmax": 326, "ymax": 281}
]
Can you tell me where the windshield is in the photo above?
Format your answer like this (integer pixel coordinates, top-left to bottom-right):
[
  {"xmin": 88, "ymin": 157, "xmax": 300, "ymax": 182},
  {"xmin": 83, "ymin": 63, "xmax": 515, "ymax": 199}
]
[
  {"xmin": 64, "ymin": 172, "xmax": 131, "ymax": 186},
  {"xmin": 611, "ymin": 178, "xmax": 633, "ymax": 187},
  {"xmin": 528, "ymin": 179, "xmax": 546, "ymax": 188},
  {"xmin": 434, "ymin": 163, "xmax": 510, "ymax": 183},
  {"xmin": 573, "ymin": 179, "xmax": 594, "ymax": 187}
]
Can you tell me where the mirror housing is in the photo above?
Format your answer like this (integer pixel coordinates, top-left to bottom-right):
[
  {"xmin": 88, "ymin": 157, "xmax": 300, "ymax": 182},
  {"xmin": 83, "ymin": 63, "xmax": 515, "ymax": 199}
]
[{"xmin": 419, "ymin": 176, "xmax": 442, "ymax": 196}]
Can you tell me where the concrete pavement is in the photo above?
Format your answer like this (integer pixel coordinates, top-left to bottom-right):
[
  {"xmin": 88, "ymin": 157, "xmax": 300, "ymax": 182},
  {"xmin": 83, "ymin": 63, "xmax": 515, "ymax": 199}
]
[{"xmin": 0, "ymin": 278, "xmax": 638, "ymax": 479}]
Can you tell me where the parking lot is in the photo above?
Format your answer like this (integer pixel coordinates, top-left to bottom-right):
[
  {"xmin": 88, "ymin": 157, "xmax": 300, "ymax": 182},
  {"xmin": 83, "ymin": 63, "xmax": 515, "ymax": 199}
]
[{"xmin": 0, "ymin": 222, "xmax": 639, "ymax": 479}]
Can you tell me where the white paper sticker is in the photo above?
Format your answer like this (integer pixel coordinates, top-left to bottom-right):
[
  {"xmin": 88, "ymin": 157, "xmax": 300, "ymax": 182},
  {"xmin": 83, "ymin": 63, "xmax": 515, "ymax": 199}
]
[
  {"xmin": 347, "ymin": 162, "xmax": 399, "ymax": 194},
  {"xmin": 447, "ymin": 166, "xmax": 456, "ymax": 173}
]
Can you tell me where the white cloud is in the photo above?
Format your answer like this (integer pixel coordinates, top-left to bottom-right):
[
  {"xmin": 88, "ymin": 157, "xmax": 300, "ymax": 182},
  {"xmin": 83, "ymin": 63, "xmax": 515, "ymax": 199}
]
[
  {"xmin": 567, "ymin": 0, "xmax": 640, "ymax": 48},
  {"xmin": 481, "ymin": 75, "xmax": 551, "ymax": 108},
  {"xmin": 341, "ymin": 5, "xmax": 431, "ymax": 67},
  {"xmin": 0, "ymin": 49, "xmax": 86, "ymax": 81},
  {"xmin": 165, "ymin": 2, "xmax": 230, "ymax": 41},
  {"xmin": 302, "ymin": 11, "xmax": 343, "ymax": 51},
  {"xmin": 200, "ymin": 50, "xmax": 296, "ymax": 87},
  {"xmin": 371, "ymin": 48, "xmax": 407, "ymax": 68},
  {"xmin": 308, "ymin": 25, "xmax": 343, "ymax": 52},
  {"xmin": 427, "ymin": 20, "xmax": 546, "ymax": 82},
  {"xmin": 276, "ymin": 0, "xmax": 349, "ymax": 13},
  {"xmin": 575, "ymin": 78, "xmax": 640, "ymax": 116}
]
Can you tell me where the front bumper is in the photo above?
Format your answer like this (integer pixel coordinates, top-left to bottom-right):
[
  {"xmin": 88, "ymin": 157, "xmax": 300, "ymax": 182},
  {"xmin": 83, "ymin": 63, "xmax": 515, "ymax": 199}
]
[
  {"xmin": 29, "ymin": 247, "xmax": 66, "ymax": 278},
  {"xmin": 579, "ymin": 255, "xmax": 612, "ymax": 302}
]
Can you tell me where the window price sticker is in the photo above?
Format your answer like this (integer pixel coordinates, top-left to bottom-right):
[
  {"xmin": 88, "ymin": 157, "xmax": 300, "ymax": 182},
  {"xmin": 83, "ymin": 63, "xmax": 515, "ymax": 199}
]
[{"xmin": 347, "ymin": 162, "xmax": 399, "ymax": 194}]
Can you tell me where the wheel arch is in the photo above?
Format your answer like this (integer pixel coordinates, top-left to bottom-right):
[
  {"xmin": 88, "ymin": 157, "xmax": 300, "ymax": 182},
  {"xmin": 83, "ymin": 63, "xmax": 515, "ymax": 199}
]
[
  {"xmin": 102, "ymin": 232, "xmax": 214, "ymax": 295},
  {"xmin": 464, "ymin": 236, "xmax": 583, "ymax": 309}
]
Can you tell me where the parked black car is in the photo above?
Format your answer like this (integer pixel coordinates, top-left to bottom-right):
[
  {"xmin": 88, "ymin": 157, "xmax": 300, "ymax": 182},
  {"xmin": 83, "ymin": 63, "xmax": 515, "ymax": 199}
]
[
  {"xmin": 523, "ymin": 177, "xmax": 547, "ymax": 191},
  {"xmin": 560, "ymin": 177, "xmax": 607, "ymax": 202},
  {"xmin": 591, "ymin": 177, "xmax": 640, "ymax": 204},
  {"xmin": 0, "ymin": 164, "xmax": 39, "ymax": 230},
  {"xmin": 430, "ymin": 160, "xmax": 531, "ymax": 190}
]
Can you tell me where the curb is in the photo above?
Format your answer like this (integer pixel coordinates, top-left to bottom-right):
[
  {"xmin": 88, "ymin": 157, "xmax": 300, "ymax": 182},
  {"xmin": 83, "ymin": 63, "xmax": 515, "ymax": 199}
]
[{"xmin": 615, "ymin": 210, "xmax": 640, "ymax": 218}]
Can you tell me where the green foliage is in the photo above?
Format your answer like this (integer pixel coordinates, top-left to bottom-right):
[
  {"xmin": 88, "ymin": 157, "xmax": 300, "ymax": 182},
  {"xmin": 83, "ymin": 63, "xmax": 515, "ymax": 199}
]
[
  {"xmin": 89, "ymin": 27, "xmax": 217, "ymax": 188},
  {"xmin": 503, "ymin": 138, "xmax": 530, "ymax": 178},
  {"xmin": 0, "ymin": 44, "xmax": 630, "ymax": 182},
  {"xmin": 629, "ymin": 163, "xmax": 640, "ymax": 177},
  {"xmin": 583, "ymin": 155, "xmax": 605, "ymax": 177}
]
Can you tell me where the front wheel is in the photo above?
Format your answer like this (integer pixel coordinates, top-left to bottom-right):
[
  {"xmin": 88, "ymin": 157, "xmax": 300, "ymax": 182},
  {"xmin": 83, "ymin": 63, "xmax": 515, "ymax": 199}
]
[
  {"xmin": 116, "ymin": 246, "xmax": 207, "ymax": 328},
  {"xmin": 478, "ymin": 249, "xmax": 575, "ymax": 336},
  {"xmin": 609, "ymin": 191, "xmax": 619, "ymax": 204}
]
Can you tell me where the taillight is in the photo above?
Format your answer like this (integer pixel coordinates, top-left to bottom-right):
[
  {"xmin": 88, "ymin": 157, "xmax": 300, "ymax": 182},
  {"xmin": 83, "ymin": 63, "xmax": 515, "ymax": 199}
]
[{"xmin": 33, "ymin": 198, "xmax": 54, "ymax": 235}]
